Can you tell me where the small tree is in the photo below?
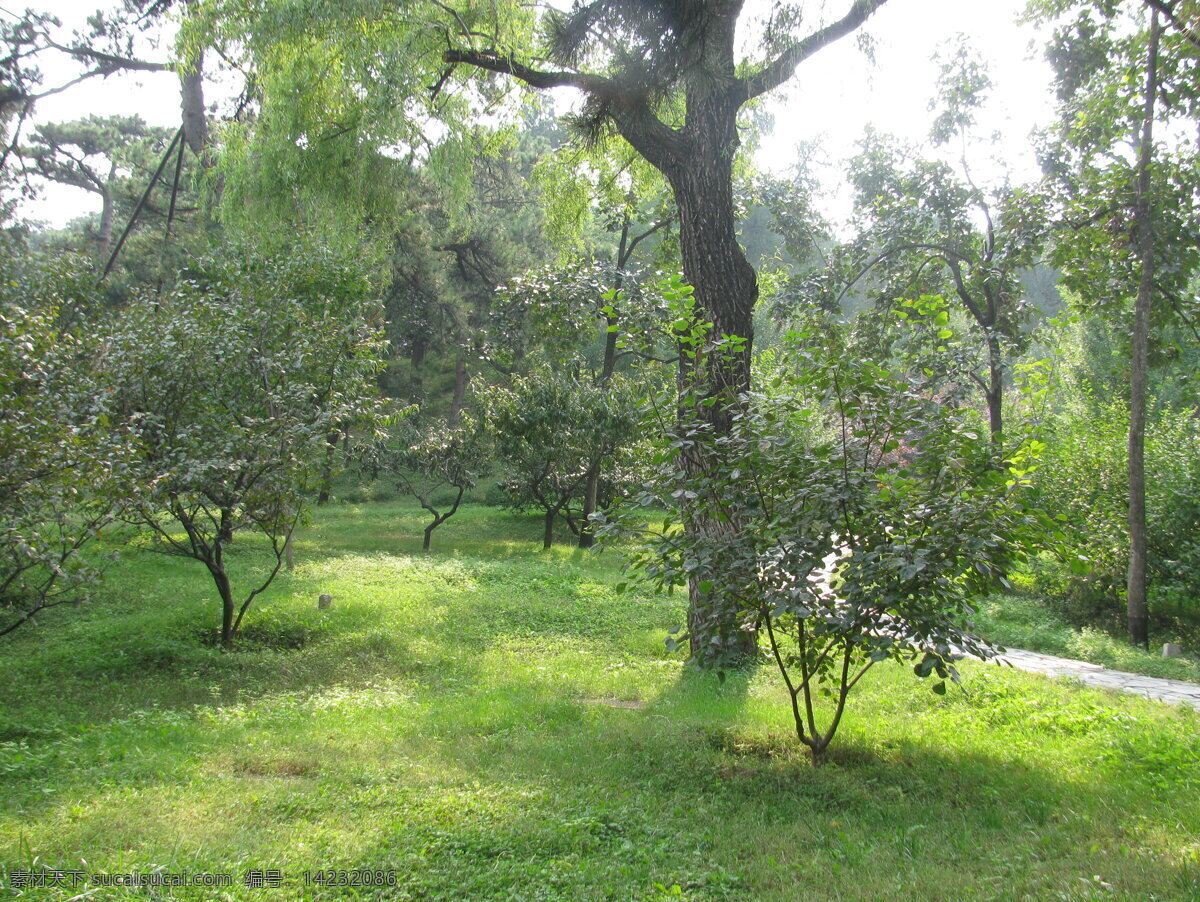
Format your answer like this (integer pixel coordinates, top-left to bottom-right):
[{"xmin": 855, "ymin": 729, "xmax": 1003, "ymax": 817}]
[
  {"xmin": 0, "ymin": 251, "xmax": 122, "ymax": 637},
  {"xmin": 369, "ymin": 408, "xmax": 490, "ymax": 551},
  {"xmin": 484, "ymin": 365, "xmax": 641, "ymax": 550},
  {"xmin": 103, "ymin": 248, "xmax": 384, "ymax": 647},
  {"xmin": 606, "ymin": 317, "xmax": 1044, "ymax": 762}
]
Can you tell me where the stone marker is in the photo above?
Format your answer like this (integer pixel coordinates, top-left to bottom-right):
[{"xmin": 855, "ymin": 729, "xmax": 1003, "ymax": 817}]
[
  {"xmin": 1163, "ymin": 642, "xmax": 1183, "ymax": 658},
  {"xmin": 318, "ymin": 593, "xmax": 333, "ymax": 610}
]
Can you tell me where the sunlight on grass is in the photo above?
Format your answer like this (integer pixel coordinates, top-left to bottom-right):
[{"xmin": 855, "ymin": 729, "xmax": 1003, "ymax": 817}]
[{"xmin": 1, "ymin": 503, "xmax": 1198, "ymax": 900}]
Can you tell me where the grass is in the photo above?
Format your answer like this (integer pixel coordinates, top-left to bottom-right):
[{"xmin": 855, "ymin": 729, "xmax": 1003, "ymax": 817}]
[
  {"xmin": 974, "ymin": 593, "xmax": 1200, "ymax": 683},
  {"xmin": 1, "ymin": 502, "xmax": 1198, "ymax": 900}
]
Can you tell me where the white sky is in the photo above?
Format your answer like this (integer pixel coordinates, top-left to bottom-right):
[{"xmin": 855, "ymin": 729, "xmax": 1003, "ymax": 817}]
[{"xmin": 17, "ymin": 0, "xmax": 1054, "ymax": 230}]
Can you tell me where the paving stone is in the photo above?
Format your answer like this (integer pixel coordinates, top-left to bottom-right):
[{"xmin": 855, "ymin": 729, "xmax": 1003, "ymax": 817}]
[{"xmin": 990, "ymin": 647, "xmax": 1200, "ymax": 711}]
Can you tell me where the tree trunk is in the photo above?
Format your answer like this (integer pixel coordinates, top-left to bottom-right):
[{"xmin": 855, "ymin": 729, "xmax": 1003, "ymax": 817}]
[
  {"xmin": 579, "ymin": 311, "xmax": 621, "ymax": 550},
  {"xmin": 98, "ymin": 172, "xmax": 116, "ymax": 260},
  {"xmin": 214, "ymin": 566, "xmax": 236, "ymax": 649},
  {"xmin": 317, "ymin": 430, "xmax": 339, "ymax": 505},
  {"xmin": 666, "ymin": 119, "xmax": 760, "ymax": 663},
  {"xmin": 986, "ymin": 333, "xmax": 1003, "ymax": 447},
  {"xmin": 1128, "ymin": 12, "xmax": 1160, "ymax": 649},
  {"xmin": 181, "ymin": 51, "xmax": 209, "ymax": 160},
  {"xmin": 449, "ymin": 356, "xmax": 469, "ymax": 428},
  {"xmin": 578, "ymin": 458, "xmax": 601, "ymax": 549}
]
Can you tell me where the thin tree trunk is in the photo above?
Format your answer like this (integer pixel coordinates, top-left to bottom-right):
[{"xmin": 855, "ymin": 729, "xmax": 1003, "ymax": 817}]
[
  {"xmin": 579, "ymin": 222, "xmax": 629, "ymax": 550},
  {"xmin": 1128, "ymin": 11, "xmax": 1160, "ymax": 649},
  {"xmin": 214, "ymin": 566, "xmax": 235, "ymax": 649},
  {"xmin": 578, "ymin": 458, "xmax": 602, "ymax": 549},
  {"xmin": 449, "ymin": 356, "xmax": 469, "ymax": 428},
  {"xmin": 317, "ymin": 430, "xmax": 338, "ymax": 505},
  {"xmin": 986, "ymin": 333, "xmax": 1004, "ymax": 447},
  {"xmin": 97, "ymin": 168, "xmax": 115, "ymax": 259}
]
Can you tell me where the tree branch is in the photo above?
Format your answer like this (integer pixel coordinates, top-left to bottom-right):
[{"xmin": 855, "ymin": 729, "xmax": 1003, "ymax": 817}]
[
  {"xmin": 46, "ymin": 40, "xmax": 171, "ymax": 74},
  {"xmin": 442, "ymin": 48, "xmax": 686, "ymax": 170},
  {"xmin": 443, "ymin": 48, "xmax": 612, "ymax": 93},
  {"xmin": 1143, "ymin": 0, "xmax": 1200, "ymax": 49},
  {"xmin": 740, "ymin": 0, "xmax": 890, "ymax": 101}
]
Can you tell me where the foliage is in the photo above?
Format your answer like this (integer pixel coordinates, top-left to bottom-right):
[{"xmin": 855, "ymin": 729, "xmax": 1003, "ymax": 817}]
[
  {"xmin": 483, "ymin": 364, "xmax": 642, "ymax": 549},
  {"xmin": 0, "ymin": 250, "xmax": 123, "ymax": 637},
  {"xmin": 364, "ymin": 407, "xmax": 491, "ymax": 550},
  {"xmin": 99, "ymin": 245, "xmax": 385, "ymax": 646},
  {"xmin": 489, "ymin": 258, "xmax": 673, "ymax": 373},
  {"xmin": 802, "ymin": 41, "xmax": 1048, "ymax": 447},
  {"xmin": 606, "ymin": 320, "xmax": 1047, "ymax": 761},
  {"xmin": 1031, "ymin": 378, "xmax": 1200, "ymax": 625}
]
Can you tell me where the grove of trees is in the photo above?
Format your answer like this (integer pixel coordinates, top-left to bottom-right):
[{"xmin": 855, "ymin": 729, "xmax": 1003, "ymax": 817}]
[{"xmin": 2, "ymin": 0, "xmax": 1200, "ymax": 760}]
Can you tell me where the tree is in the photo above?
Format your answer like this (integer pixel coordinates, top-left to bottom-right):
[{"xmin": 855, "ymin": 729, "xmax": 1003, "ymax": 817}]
[
  {"xmin": 441, "ymin": 0, "xmax": 889, "ymax": 665},
  {"xmin": 24, "ymin": 115, "xmax": 177, "ymax": 259},
  {"xmin": 484, "ymin": 364, "xmax": 641, "ymax": 550},
  {"xmin": 605, "ymin": 314, "xmax": 1044, "ymax": 762},
  {"xmin": 368, "ymin": 408, "xmax": 490, "ymax": 551},
  {"xmin": 1035, "ymin": 0, "xmax": 1200, "ymax": 645},
  {"xmin": 0, "ymin": 249, "xmax": 122, "ymax": 637},
  {"xmin": 492, "ymin": 249, "xmax": 675, "ymax": 548},
  {"xmin": 101, "ymin": 247, "xmax": 384, "ymax": 647},
  {"xmin": 811, "ymin": 42, "xmax": 1046, "ymax": 451}
]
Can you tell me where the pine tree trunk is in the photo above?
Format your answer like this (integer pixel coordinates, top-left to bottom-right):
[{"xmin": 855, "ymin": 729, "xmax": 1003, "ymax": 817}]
[
  {"xmin": 181, "ymin": 51, "xmax": 209, "ymax": 159},
  {"xmin": 98, "ymin": 175, "xmax": 115, "ymax": 260},
  {"xmin": 667, "ymin": 115, "xmax": 760, "ymax": 663}
]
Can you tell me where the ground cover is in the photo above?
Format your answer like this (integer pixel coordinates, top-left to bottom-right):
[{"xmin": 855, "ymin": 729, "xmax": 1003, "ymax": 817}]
[
  {"xmin": 975, "ymin": 593, "xmax": 1200, "ymax": 684},
  {"xmin": 1, "ymin": 503, "xmax": 1197, "ymax": 901}
]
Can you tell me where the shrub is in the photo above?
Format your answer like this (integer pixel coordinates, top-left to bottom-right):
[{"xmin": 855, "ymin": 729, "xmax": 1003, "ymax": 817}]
[
  {"xmin": 607, "ymin": 325, "xmax": 1045, "ymax": 762},
  {"xmin": 101, "ymin": 245, "xmax": 385, "ymax": 647},
  {"xmin": 0, "ymin": 251, "xmax": 123, "ymax": 637}
]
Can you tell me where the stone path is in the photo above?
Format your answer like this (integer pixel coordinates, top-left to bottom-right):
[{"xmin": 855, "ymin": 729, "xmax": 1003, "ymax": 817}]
[{"xmin": 992, "ymin": 647, "xmax": 1200, "ymax": 711}]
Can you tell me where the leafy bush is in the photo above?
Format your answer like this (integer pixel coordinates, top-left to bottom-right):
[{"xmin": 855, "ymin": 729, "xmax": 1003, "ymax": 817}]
[
  {"xmin": 0, "ymin": 251, "xmax": 124, "ymax": 637},
  {"xmin": 101, "ymin": 245, "xmax": 385, "ymax": 647},
  {"xmin": 362, "ymin": 406, "xmax": 491, "ymax": 550},
  {"xmin": 607, "ymin": 325, "xmax": 1046, "ymax": 762},
  {"xmin": 1030, "ymin": 392, "xmax": 1200, "ymax": 628},
  {"xmin": 482, "ymin": 365, "xmax": 641, "ymax": 549}
]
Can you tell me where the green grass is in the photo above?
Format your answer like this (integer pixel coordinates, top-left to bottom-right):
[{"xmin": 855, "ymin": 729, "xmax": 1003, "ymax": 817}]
[
  {"xmin": 975, "ymin": 593, "xmax": 1200, "ymax": 683},
  {"xmin": 2, "ymin": 502, "xmax": 1199, "ymax": 900}
]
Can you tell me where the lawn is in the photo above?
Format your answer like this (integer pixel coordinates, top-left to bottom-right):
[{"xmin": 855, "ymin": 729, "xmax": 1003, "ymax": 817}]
[
  {"xmin": 1, "ymin": 502, "xmax": 1198, "ymax": 901},
  {"xmin": 974, "ymin": 593, "xmax": 1200, "ymax": 683}
]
